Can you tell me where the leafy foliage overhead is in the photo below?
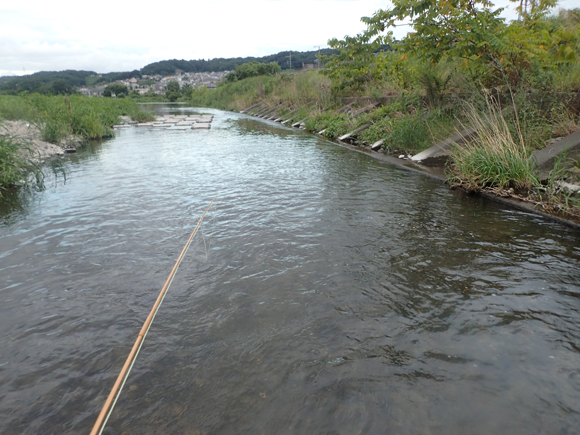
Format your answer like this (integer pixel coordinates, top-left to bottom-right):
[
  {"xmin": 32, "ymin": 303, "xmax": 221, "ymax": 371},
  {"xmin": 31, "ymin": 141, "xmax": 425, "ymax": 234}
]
[{"xmin": 322, "ymin": 0, "xmax": 577, "ymax": 91}]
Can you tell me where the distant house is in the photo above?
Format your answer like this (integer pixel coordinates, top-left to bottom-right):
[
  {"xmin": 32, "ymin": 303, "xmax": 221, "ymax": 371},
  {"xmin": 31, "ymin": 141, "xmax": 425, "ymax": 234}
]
[
  {"xmin": 302, "ymin": 62, "xmax": 317, "ymax": 71},
  {"xmin": 78, "ymin": 85, "xmax": 105, "ymax": 97}
]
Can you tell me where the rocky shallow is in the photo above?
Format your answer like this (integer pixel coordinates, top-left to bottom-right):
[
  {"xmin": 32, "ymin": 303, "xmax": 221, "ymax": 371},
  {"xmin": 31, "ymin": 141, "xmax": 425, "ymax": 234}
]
[{"xmin": 114, "ymin": 114, "xmax": 213, "ymax": 130}]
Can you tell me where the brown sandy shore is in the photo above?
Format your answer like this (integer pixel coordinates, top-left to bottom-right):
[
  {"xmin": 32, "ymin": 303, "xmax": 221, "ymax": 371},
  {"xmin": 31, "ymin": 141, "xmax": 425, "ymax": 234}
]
[{"xmin": 1, "ymin": 120, "xmax": 83, "ymax": 163}]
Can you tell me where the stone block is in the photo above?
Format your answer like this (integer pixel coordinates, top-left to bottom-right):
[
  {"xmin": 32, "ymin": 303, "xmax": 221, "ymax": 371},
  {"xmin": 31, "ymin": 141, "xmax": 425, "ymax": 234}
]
[{"xmin": 532, "ymin": 129, "xmax": 580, "ymax": 179}]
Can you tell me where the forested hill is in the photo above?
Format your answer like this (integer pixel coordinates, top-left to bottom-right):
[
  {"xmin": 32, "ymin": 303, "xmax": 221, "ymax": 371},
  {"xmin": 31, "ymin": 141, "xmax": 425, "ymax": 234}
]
[
  {"xmin": 0, "ymin": 69, "xmax": 143, "ymax": 94},
  {"xmin": 0, "ymin": 70, "xmax": 96, "ymax": 94},
  {"xmin": 141, "ymin": 49, "xmax": 339, "ymax": 75}
]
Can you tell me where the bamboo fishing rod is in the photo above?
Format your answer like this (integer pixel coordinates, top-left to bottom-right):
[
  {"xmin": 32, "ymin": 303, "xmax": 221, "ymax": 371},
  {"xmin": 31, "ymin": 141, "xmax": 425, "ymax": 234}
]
[{"xmin": 89, "ymin": 199, "xmax": 214, "ymax": 435}]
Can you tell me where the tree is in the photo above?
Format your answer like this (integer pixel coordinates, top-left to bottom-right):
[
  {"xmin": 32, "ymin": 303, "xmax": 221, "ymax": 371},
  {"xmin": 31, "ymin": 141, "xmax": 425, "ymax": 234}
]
[
  {"xmin": 165, "ymin": 80, "xmax": 181, "ymax": 102},
  {"xmin": 181, "ymin": 83, "xmax": 194, "ymax": 99},
  {"xmin": 324, "ymin": 0, "xmax": 566, "ymax": 89},
  {"xmin": 321, "ymin": 31, "xmax": 383, "ymax": 92},
  {"xmin": 224, "ymin": 62, "xmax": 281, "ymax": 82},
  {"xmin": 145, "ymin": 87, "xmax": 158, "ymax": 97},
  {"xmin": 103, "ymin": 83, "xmax": 129, "ymax": 97},
  {"xmin": 50, "ymin": 79, "xmax": 75, "ymax": 95}
]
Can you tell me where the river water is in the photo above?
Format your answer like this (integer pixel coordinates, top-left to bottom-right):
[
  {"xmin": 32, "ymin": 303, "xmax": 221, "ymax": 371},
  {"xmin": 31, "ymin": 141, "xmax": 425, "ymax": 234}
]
[{"xmin": 1, "ymin": 107, "xmax": 579, "ymax": 434}]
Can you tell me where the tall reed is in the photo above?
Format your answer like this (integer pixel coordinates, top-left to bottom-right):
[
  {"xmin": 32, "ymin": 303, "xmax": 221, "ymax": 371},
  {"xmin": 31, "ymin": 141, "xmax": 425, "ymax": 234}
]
[
  {"xmin": 0, "ymin": 136, "xmax": 42, "ymax": 196},
  {"xmin": 448, "ymin": 100, "xmax": 539, "ymax": 192}
]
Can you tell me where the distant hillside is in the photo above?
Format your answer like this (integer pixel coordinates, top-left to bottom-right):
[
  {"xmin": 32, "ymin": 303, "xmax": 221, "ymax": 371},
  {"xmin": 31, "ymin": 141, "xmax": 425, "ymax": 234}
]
[
  {"xmin": 0, "ymin": 49, "xmax": 339, "ymax": 95},
  {"xmin": 141, "ymin": 49, "xmax": 339, "ymax": 76},
  {"xmin": 0, "ymin": 70, "xmax": 96, "ymax": 94}
]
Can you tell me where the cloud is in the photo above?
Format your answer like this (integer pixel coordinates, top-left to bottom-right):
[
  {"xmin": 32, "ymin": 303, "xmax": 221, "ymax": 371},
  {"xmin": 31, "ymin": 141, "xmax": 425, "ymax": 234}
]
[{"xmin": 1, "ymin": 0, "xmax": 390, "ymax": 74}]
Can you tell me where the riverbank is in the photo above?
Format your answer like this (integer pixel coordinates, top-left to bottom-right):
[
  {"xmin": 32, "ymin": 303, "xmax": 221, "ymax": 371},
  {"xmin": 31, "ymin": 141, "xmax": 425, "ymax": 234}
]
[
  {"xmin": 328, "ymin": 133, "xmax": 580, "ymax": 231},
  {"xmin": 238, "ymin": 97, "xmax": 580, "ymax": 227}
]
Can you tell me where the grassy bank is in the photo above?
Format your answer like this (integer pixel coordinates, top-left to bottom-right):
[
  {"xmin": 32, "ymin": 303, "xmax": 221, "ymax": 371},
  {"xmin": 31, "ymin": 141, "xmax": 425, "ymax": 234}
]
[
  {"xmin": 191, "ymin": 71, "xmax": 333, "ymax": 112},
  {"xmin": 0, "ymin": 94, "xmax": 154, "ymax": 143},
  {"xmin": 302, "ymin": 99, "xmax": 461, "ymax": 154},
  {"xmin": 447, "ymin": 98, "xmax": 580, "ymax": 218},
  {"xmin": 191, "ymin": 67, "xmax": 580, "ymax": 218}
]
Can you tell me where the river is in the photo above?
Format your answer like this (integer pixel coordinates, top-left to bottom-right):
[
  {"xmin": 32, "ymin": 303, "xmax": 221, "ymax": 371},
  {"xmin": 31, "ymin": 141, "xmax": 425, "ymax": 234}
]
[{"xmin": 1, "ymin": 106, "xmax": 579, "ymax": 434}]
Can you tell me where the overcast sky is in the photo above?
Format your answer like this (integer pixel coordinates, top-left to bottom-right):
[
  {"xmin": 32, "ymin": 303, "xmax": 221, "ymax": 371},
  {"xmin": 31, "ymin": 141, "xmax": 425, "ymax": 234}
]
[{"xmin": 0, "ymin": 0, "xmax": 572, "ymax": 77}]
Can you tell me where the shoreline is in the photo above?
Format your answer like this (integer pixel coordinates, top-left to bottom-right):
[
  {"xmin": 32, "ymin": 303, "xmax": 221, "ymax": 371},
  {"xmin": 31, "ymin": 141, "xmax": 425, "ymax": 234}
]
[
  {"xmin": 328, "ymin": 137, "xmax": 580, "ymax": 231},
  {"xmin": 1, "ymin": 120, "xmax": 85, "ymax": 163}
]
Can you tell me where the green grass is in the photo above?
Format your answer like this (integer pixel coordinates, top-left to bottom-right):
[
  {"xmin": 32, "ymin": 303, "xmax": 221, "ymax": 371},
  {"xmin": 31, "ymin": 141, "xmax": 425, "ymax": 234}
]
[
  {"xmin": 303, "ymin": 98, "xmax": 459, "ymax": 153},
  {"xmin": 321, "ymin": 114, "xmax": 354, "ymax": 138},
  {"xmin": 304, "ymin": 112, "xmax": 349, "ymax": 134},
  {"xmin": 383, "ymin": 113, "xmax": 431, "ymax": 152},
  {"xmin": 0, "ymin": 96, "xmax": 36, "ymax": 121}
]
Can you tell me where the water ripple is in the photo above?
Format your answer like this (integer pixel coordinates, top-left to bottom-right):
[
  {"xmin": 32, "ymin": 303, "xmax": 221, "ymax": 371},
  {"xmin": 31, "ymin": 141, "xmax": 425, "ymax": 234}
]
[{"xmin": 0, "ymin": 107, "xmax": 579, "ymax": 434}]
